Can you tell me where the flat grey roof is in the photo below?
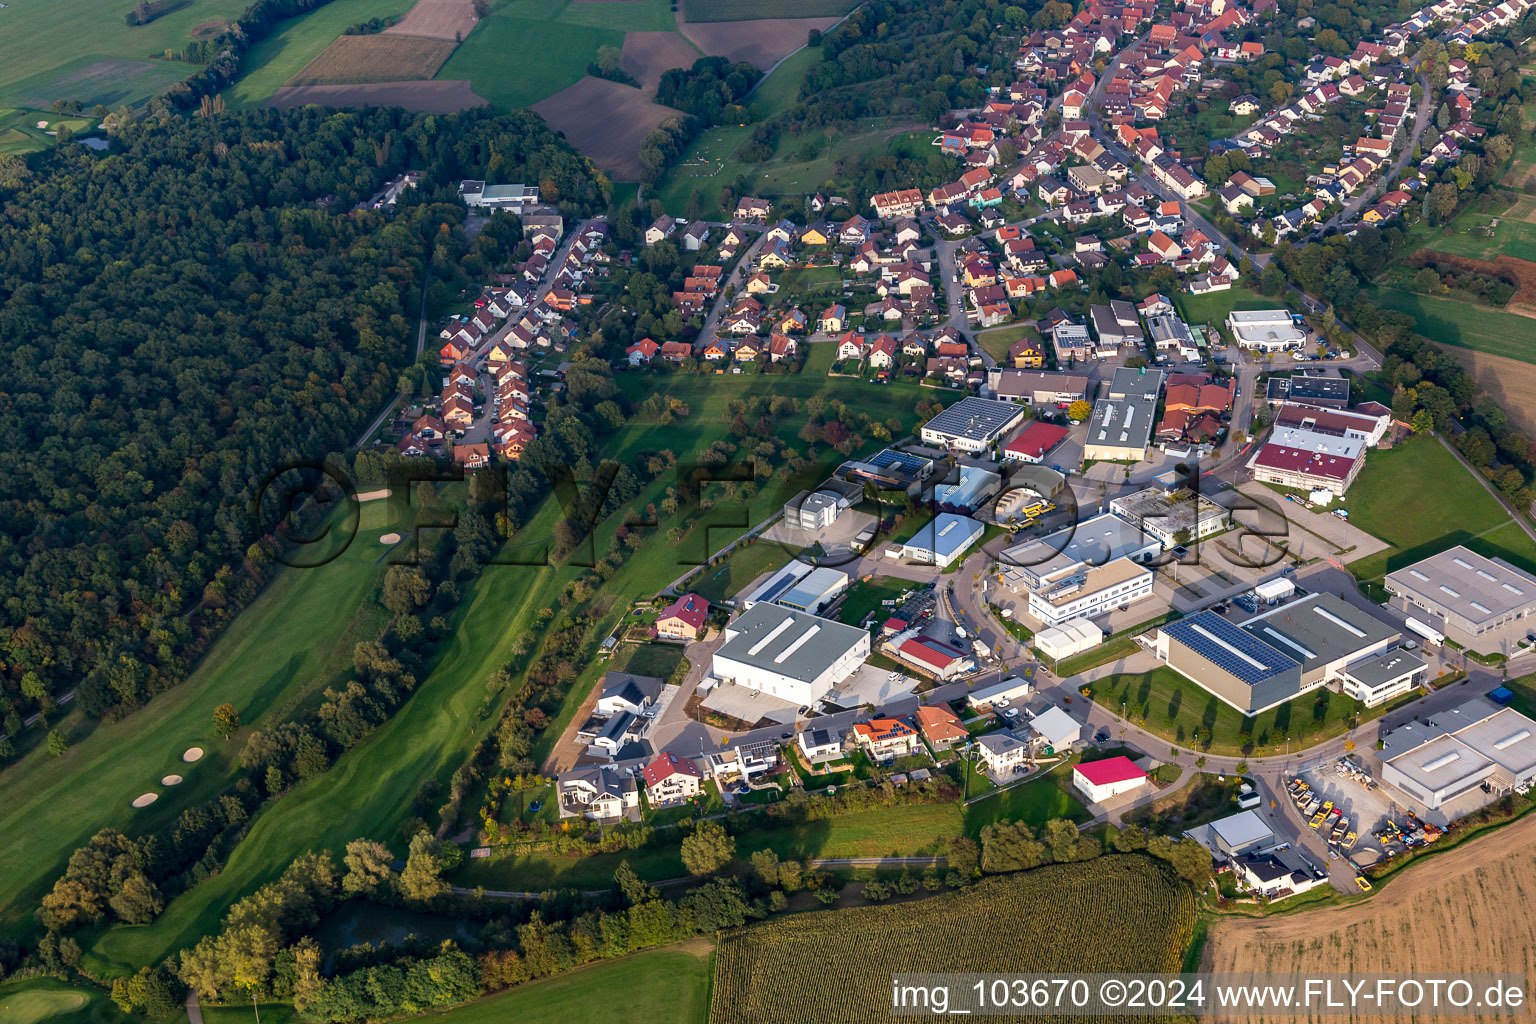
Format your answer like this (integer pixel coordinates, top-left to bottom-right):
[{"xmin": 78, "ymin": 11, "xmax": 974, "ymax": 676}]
[
  {"xmin": 1109, "ymin": 366, "xmax": 1163, "ymax": 399},
  {"xmin": 1087, "ymin": 394, "xmax": 1158, "ymax": 450},
  {"xmin": 715, "ymin": 603, "xmax": 867, "ymax": 683},
  {"xmin": 921, "ymin": 396, "xmax": 1025, "ymax": 442},
  {"xmin": 1002, "ymin": 511, "xmax": 1154, "ymax": 579},
  {"xmin": 779, "ymin": 567, "xmax": 849, "ymax": 609},
  {"xmin": 1110, "ymin": 487, "xmax": 1227, "ymax": 533},
  {"xmin": 1342, "ymin": 648, "xmax": 1424, "ymax": 689},
  {"xmin": 1209, "ymin": 809, "xmax": 1275, "ymax": 849},
  {"xmin": 1384, "ymin": 545, "xmax": 1536, "ymax": 627},
  {"xmin": 1239, "ymin": 593, "xmax": 1399, "ymax": 672},
  {"xmin": 1386, "ymin": 731, "xmax": 1493, "ymax": 794}
]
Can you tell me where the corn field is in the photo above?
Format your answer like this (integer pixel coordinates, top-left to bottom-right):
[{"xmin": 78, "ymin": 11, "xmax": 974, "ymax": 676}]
[{"xmin": 710, "ymin": 855, "xmax": 1196, "ymax": 1024}]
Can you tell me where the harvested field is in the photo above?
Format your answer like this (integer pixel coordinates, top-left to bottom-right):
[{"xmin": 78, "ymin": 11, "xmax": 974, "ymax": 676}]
[
  {"xmin": 1413, "ymin": 249, "xmax": 1536, "ymax": 316},
  {"xmin": 712, "ymin": 856, "xmax": 1195, "ymax": 1024},
  {"xmin": 533, "ymin": 76, "xmax": 684, "ymax": 181},
  {"xmin": 1206, "ymin": 810, "xmax": 1536, "ymax": 1023},
  {"xmin": 1447, "ymin": 347, "xmax": 1536, "ymax": 436},
  {"xmin": 684, "ymin": 0, "xmax": 858, "ymax": 20},
  {"xmin": 289, "ymin": 34, "xmax": 458, "ymax": 85},
  {"xmin": 622, "ymin": 31, "xmax": 703, "ymax": 91},
  {"xmin": 385, "ymin": 0, "xmax": 479, "ymax": 40},
  {"xmin": 268, "ymin": 80, "xmax": 487, "ymax": 113},
  {"xmin": 680, "ymin": 17, "xmax": 839, "ymax": 70}
]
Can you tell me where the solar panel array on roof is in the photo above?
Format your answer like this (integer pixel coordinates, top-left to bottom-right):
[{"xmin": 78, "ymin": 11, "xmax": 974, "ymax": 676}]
[
  {"xmin": 869, "ymin": 449, "xmax": 930, "ymax": 473},
  {"xmin": 1164, "ymin": 612, "xmax": 1298, "ymax": 685}
]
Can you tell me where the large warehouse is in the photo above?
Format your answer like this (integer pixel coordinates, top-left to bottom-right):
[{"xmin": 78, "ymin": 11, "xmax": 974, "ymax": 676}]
[
  {"xmin": 1155, "ymin": 593, "xmax": 1405, "ymax": 714},
  {"xmin": 1380, "ymin": 697, "xmax": 1536, "ymax": 810},
  {"xmin": 711, "ymin": 604, "xmax": 870, "ymax": 706},
  {"xmin": 918, "ymin": 396, "xmax": 1028, "ymax": 453},
  {"xmin": 1384, "ymin": 546, "xmax": 1536, "ymax": 645},
  {"xmin": 999, "ymin": 511, "xmax": 1161, "ymax": 591}
]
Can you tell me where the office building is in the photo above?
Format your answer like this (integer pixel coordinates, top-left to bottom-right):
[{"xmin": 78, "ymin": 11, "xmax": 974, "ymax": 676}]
[
  {"xmin": 1109, "ymin": 486, "xmax": 1230, "ymax": 548},
  {"xmin": 1027, "ymin": 557, "xmax": 1154, "ymax": 626},
  {"xmin": 1226, "ymin": 309, "xmax": 1306, "ymax": 351}
]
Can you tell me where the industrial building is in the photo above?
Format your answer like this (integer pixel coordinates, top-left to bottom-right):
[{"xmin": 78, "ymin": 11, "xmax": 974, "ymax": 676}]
[
  {"xmin": 783, "ymin": 479, "xmax": 862, "ymax": 531},
  {"xmin": 1380, "ymin": 698, "xmax": 1536, "ymax": 810},
  {"xmin": 1384, "ymin": 546, "xmax": 1536, "ymax": 645},
  {"xmin": 1072, "ymin": 756, "xmax": 1148, "ymax": 802},
  {"xmin": 999, "ymin": 511, "xmax": 1161, "ymax": 591},
  {"xmin": 1265, "ymin": 372, "xmax": 1350, "ymax": 409},
  {"xmin": 1225, "ymin": 309, "xmax": 1306, "ymax": 351},
  {"xmin": 896, "ymin": 513, "xmax": 985, "ymax": 568},
  {"xmin": 1083, "ymin": 393, "xmax": 1158, "ymax": 462},
  {"xmin": 918, "ymin": 396, "xmax": 1029, "ymax": 453},
  {"xmin": 711, "ymin": 603, "xmax": 870, "ymax": 706},
  {"xmin": 739, "ymin": 563, "xmax": 849, "ymax": 616},
  {"xmin": 1106, "ymin": 366, "xmax": 1163, "ymax": 400},
  {"xmin": 1027, "ymin": 556, "xmax": 1154, "ymax": 626},
  {"xmin": 966, "ymin": 675, "xmax": 1033, "ymax": 709},
  {"xmin": 1002, "ymin": 421, "xmax": 1070, "ymax": 463},
  {"xmin": 838, "ymin": 448, "xmax": 935, "ymax": 491},
  {"xmin": 1109, "ymin": 486, "xmax": 1230, "ymax": 548},
  {"xmin": 1205, "ymin": 810, "xmax": 1276, "ymax": 858},
  {"xmin": 927, "ymin": 465, "xmax": 1002, "ymax": 512},
  {"xmin": 458, "ymin": 180, "xmax": 540, "ymax": 211},
  {"xmin": 1155, "ymin": 593, "xmax": 1404, "ymax": 714},
  {"xmin": 986, "ymin": 369, "xmax": 1091, "ymax": 406},
  {"xmin": 1034, "ymin": 618, "xmax": 1105, "ymax": 661},
  {"xmin": 1247, "ymin": 428, "xmax": 1367, "ymax": 495}
]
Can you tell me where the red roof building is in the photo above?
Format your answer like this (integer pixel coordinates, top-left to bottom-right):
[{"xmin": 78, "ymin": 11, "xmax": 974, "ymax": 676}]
[
  {"xmin": 642, "ymin": 752, "xmax": 703, "ymax": 804},
  {"xmin": 656, "ymin": 593, "xmax": 711, "ymax": 639},
  {"xmin": 1072, "ymin": 755, "xmax": 1149, "ymax": 802},
  {"xmin": 895, "ymin": 636, "xmax": 974, "ymax": 679},
  {"xmin": 914, "ymin": 704, "xmax": 970, "ymax": 748},
  {"xmin": 1003, "ymin": 421, "xmax": 1070, "ymax": 463}
]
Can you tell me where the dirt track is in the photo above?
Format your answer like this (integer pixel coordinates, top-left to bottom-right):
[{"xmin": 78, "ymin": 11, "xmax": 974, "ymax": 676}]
[
  {"xmin": 1207, "ymin": 811, "xmax": 1536, "ymax": 1023},
  {"xmin": 533, "ymin": 77, "xmax": 686, "ymax": 182},
  {"xmin": 267, "ymin": 80, "xmax": 487, "ymax": 114},
  {"xmin": 622, "ymin": 31, "xmax": 703, "ymax": 91},
  {"xmin": 385, "ymin": 0, "xmax": 478, "ymax": 40},
  {"xmin": 680, "ymin": 16, "xmax": 840, "ymax": 70}
]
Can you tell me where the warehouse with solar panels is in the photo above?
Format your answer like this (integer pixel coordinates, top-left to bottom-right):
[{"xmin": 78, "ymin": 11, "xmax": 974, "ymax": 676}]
[{"xmin": 1154, "ymin": 593, "xmax": 1413, "ymax": 714}]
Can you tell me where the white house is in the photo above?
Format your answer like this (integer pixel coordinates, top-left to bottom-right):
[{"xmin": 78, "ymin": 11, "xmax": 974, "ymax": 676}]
[
  {"xmin": 642, "ymin": 752, "xmax": 703, "ymax": 805},
  {"xmin": 975, "ymin": 730, "xmax": 1031, "ymax": 778}
]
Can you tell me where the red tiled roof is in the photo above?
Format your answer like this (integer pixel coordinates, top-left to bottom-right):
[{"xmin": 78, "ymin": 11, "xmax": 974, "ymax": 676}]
[
  {"xmin": 643, "ymin": 752, "xmax": 701, "ymax": 787},
  {"xmin": 1005, "ymin": 420, "xmax": 1070, "ymax": 459},
  {"xmin": 658, "ymin": 593, "xmax": 710, "ymax": 631},
  {"xmin": 899, "ymin": 637, "xmax": 967, "ymax": 671}
]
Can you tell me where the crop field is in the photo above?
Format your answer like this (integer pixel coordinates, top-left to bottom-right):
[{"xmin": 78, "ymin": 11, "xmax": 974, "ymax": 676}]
[
  {"xmin": 1447, "ymin": 346, "xmax": 1536, "ymax": 436},
  {"xmin": 1, "ymin": 56, "xmax": 190, "ymax": 112},
  {"xmin": 682, "ymin": 0, "xmax": 858, "ymax": 21},
  {"xmin": 225, "ymin": 0, "xmax": 415, "ymax": 108},
  {"xmin": 0, "ymin": 502, "xmax": 392, "ymax": 944},
  {"xmin": 289, "ymin": 34, "xmax": 458, "ymax": 85},
  {"xmin": 268, "ymin": 80, "xmax": 487, "ymax": 112},
  {"xmin": 417, "ymin": 942, "xmax": 714, "ymax": 1024},
  {"xmin": 532, "ymin": 76, "xmax": 684, "ymax": 182},
  {"xmin": 1205, "ymin": 811, "xmax": 1536, "ymax": 1014},
  {"xmin": 0, "ymin": 0, "xmax": 252, "ymax": 108},
  {"xmin": 679, "ymin": 15, "xmax": 840, "ymax": 69},
  {"xmin": 385, "ymin": 0, "xmax": 479, "ymax": 40},
  {"xmin": 1367, "ymin": 284, "xmax": 1536, "ymax": 365},
  {"xmin": 434, "ymin": 8, "xmax": 623, "ymax": 109},
  {"xmin": 1342, "ymin": 434, "xmax": 1536, "ymax": 582},
  {"xmin": 711, "ymin": 856, "xmax": 1196, "ymax": 1024},
  {"xmin": 622, "ymin": 30, "xmax": 704, "ymax": 91}
]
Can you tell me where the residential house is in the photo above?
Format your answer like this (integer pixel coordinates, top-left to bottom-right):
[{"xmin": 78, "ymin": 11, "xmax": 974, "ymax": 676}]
[
  {"xmin": 914, "ymin": 704, "xmax": 970, "ymax": 750},
  {"xmin": 851, "ymin": 717, "xmax": 920, "ymax": 760},
  {"xmin": 642, "ymin": 752, "xmax": 703, "ymax": 805},
  {"xmin": 657, "ymin": 593, "xmax": 711, "ymax": 639},
  {"xmin": 557, "ymin": 767, "xmax": 639, "ymax": 821},
  {"xmin": 975, "ymin": 731, "xmax": 1031, "ymax": 778}
]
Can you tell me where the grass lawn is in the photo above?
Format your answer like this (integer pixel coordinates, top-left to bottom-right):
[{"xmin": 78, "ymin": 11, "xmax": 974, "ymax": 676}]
[
  {"xmin": 223, "ymin": 0, "xmax": 415, "ymax": 108},
  {"xmin": 1499, "ymin": 673, "xmax": 1536, "ymax": 719},
  {"xmin": 0, "ymin": 107, "xmax": 97, "ymax": 154},
  {"xmin": 0, "ymin": 978, "xmax": 131, "ymax": 1024},
  {"xmin": 200, "ymin": 1004, "xmax": 299, "ymax": 1024},
  {"xmin": 413, "ymin": 942, "xmax": 713, "ymax": 1024},
  {"xmin": 837, "ymin": 575, "xmax": 912, "ymax": 627},
  {"xmin": 975, "ymin": 323, "xmax": 1041, "ymax": 364},
  {"xmin": 0, "ymin": 501, "xmax": 393, "ymax": 944},
  {"xmin": 962, "ymin": 762, "xmax": 1090, "ymax": 835},
  {"xmin": 1121, "ymin": 773, "xmax": 1243, "ymax": 831},
  {"xmin": 1174, "ymin": 285, "xmax": 1278, "ymax": 330},
  {"xmin": 0, "ymin": 55, "xmax": 192, "ymax": 113},
  {"xmin": 1409, "ymin": 193, "xmax": 1536, "ymax": 264},
  {"xmin": 1343, "ymin": 434, "xmax": 1536, "ymax": 581},
  {"xmin": 1365, "ymin": 285, "xmax": 1536, "ymax": 365},
  {"xmin": 691, "ymin": 538, "xmax": 797, "ymax": 603},
  {"xmin": 0, "ymin": 0, "xmax": 253, "ymax": 108},
  {"xmin": 1087, "ymin": 667, "xmax": 1367, "ymax": 757},
  {"xmin": 1052, "ymin": 635, "xmax": 1138, "ymax": 677}
]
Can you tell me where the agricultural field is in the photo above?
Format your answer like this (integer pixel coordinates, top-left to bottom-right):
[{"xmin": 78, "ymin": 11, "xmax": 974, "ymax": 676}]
[
  {"xmin": 532, "ymin": 76, "xmax": 684, "ymax": 182},
  {"xmin": 1205, "ymin": 811, "xmax": 1536, "ymax": 1014},
  {"xmin": 385, "ymin": 0, "xmax": 478, "ymax": 40},
  {"xmin": 711, "ymin": 856, "xmax": 1196, "ymax": 1024},
  {"xmin": 0, "ymin": 978, "xmax": 130, "ymax": 1024},
  {"xmin": 223, "ymin": 0, "xmax": 415, "ymax": 109},
  {"xmin": 622, "ymin": 31, "xmax": 705, "ymax": 91},
  {"xmin": 0, "ymin": 0, "xmax": 251, "ymax": 109},
  {"xmin": 1, "ymin": 56, "xmax": 191, "ymax": 113},
  {"xmin": 288, "ymin": 34, "xmax": 458, "ymax": 85},
  {"xmin": 0, "ymin": 500, "xmax": 393, "ymax": 944},
  {"xmin": 1087, "ymin": 666, "xmax": 1370, "ymax": 757},
  {"xmin": 682, "ymin": 0, "xmax": 858, "ymax": 21},
  {"xmin": 1342, "ymin": 434, "xmax": 1536, "ymax": 582},
  {"xmin": 680, "ymin": 15, "xmax": 840, "ymax": 69},
  {"xmin": 1448, "ymin": 347, "xmax": 1536, "ymax": 436},
  {"xmin": 1367, "ymin": 285, "xmax": 1536, "ymax": 364},
  {"xmin": 267, "ymin": 80, "xmax": 487, "ymax": 113},
  {"xmin": 417, "ymin": 942, "xmax": 714, "ymax": 1024},
  {"xmin": 434, "ymin": 8, "xmax": 623, "ymax": 110}
]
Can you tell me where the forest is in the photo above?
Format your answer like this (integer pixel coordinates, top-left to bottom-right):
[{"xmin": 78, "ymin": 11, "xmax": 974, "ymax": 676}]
[{"xmin": 0, "ymin": 105, "xmax": 607, "ymax": 751}]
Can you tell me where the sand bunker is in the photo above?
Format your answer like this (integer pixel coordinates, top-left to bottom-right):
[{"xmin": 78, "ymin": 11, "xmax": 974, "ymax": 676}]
[
  {"xmin": 183, "ymin": 747, "xmax": 204, "ymax": 763},
  {"xmin": 132, "ymin": 793, "xmax": 158, "ymax": 808},
  {"xmin": 380, "ymin": 532, "xmax": 402, "ymax": 544},
  {"xmin": 161, "ymin": 774, "xmax": 183, "ymax": 786}
]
